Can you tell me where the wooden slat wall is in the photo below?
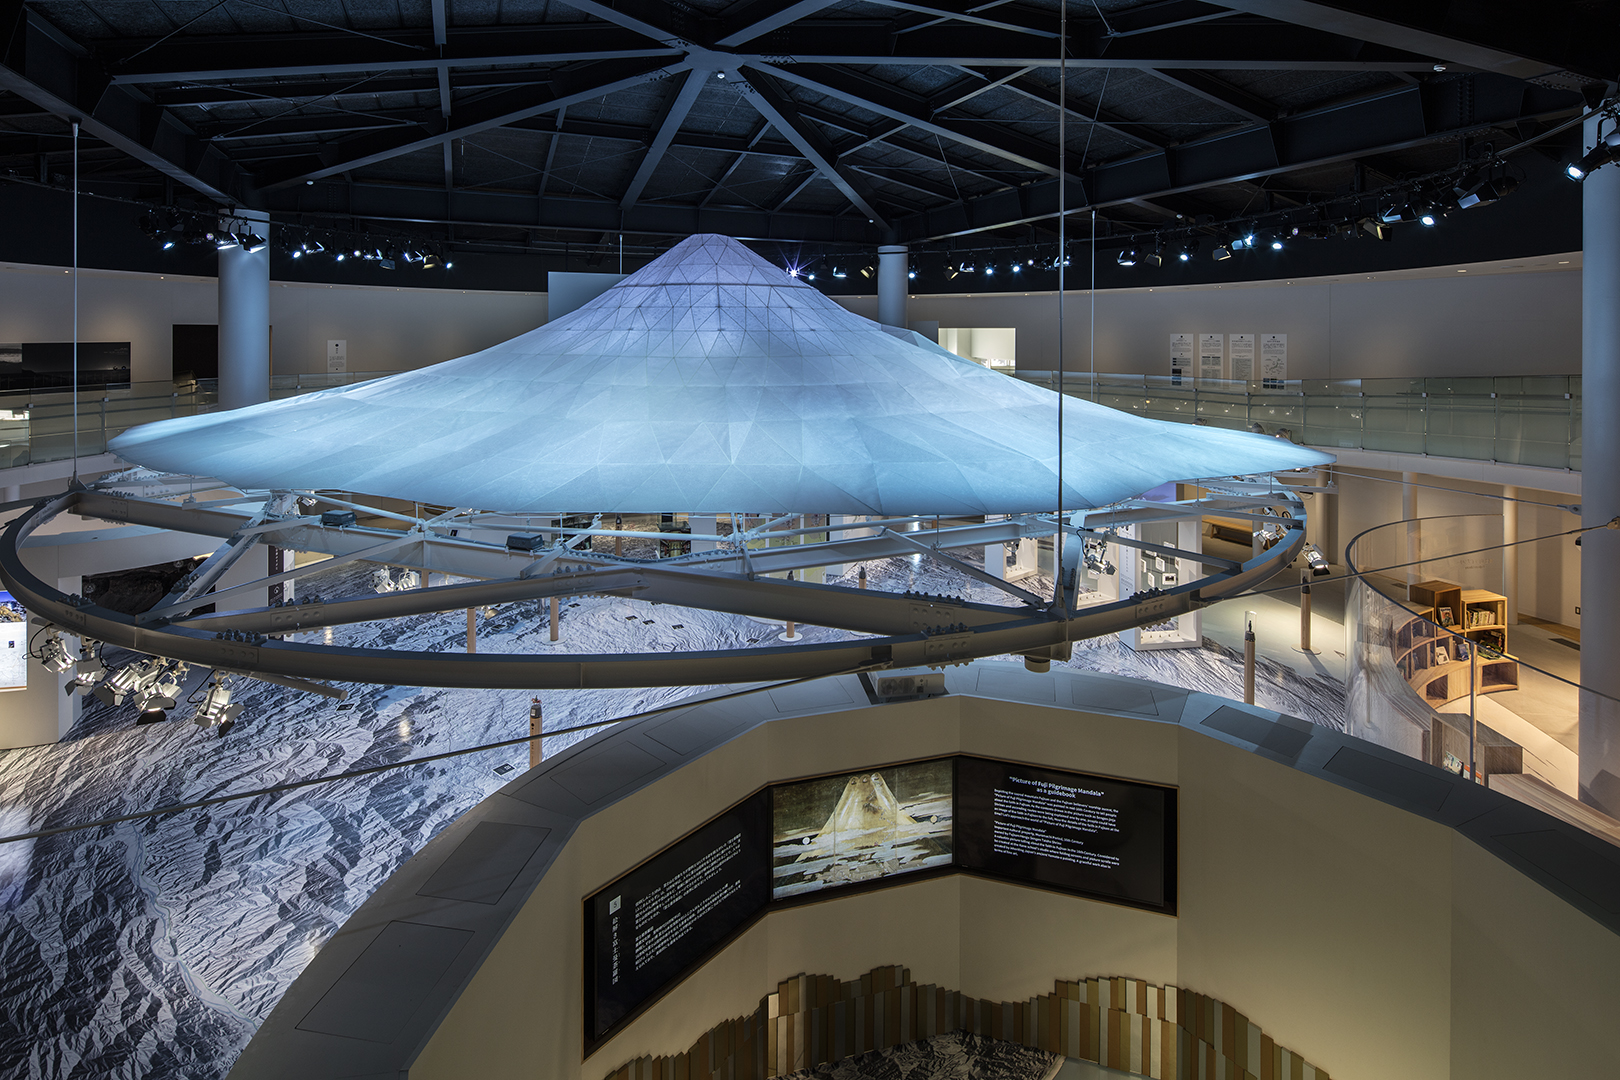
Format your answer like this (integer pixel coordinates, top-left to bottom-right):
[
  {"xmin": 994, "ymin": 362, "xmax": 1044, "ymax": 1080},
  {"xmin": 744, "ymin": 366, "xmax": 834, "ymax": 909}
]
[{"xmin": 604, "ymin": 969, "xmax": 1330, "ymax": 1080}]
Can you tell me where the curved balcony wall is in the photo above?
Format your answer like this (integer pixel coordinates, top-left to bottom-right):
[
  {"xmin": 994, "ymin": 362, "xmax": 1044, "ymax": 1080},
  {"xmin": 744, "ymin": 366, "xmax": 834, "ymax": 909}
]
[{"xmin": 1346, "ymin": 514, "xmax": 1619, "ymax": 844}]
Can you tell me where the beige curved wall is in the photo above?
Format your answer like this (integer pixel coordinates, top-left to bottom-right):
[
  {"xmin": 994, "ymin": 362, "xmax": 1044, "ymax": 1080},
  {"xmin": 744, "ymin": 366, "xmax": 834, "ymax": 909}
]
[{"xmin": 408, "ymin": 695, "xmax": 1620, "ymax": 1080}]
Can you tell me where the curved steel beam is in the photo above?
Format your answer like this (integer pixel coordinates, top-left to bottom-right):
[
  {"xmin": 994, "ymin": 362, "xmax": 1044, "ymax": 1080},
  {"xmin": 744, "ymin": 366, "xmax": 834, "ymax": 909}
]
[{"xmin": 0, "ymin": 488, "xmax": 1306, "ymax": 690}]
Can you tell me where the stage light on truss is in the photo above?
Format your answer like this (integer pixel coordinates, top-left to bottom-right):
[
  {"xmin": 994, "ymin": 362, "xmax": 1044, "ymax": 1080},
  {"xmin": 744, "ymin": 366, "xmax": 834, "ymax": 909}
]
[
  {"xmin": 37, "ymin": 630, "xmax": 73, "ymax": 674},
  {"xmin": 1212, "ymin": 244, "xmax": 1232, "ymax": 261},
  {"xmin": 93, "ymin": 656, "xmax": 163, "ymax": 707},
  {"xmin": 1117, "ymin": 247, "xmax": 1138, "ymax": 267},
  {"xmin": 1303, "ymin": 544, "xmax": 1330, "ymax": 577},
  {"xmin": 133, "ymin": 661, "xmax": 186, "ymax": 719},
  {"xmin": 190, "ymin": 676, "xmax": 244, "ymax": 730}
]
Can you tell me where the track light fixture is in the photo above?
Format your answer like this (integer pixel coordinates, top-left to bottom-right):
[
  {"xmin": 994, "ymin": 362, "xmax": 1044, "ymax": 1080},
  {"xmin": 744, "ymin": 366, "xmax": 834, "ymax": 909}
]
[
  {"xmin": 134, "ymin": 661, "xmax": 186, "ymax": 720},
  {"xmin": 93, "ymin": 656, "xmax": 164, "ymax": 707},
  {"xmin": 190, "ymin": 675, "xmax": 244, "ymax": 732},
  {"xmin": 1303, "ymin": 544, "xmax": 1330, "ymax": 577},
  {"xmin": 1567, "ymin": 131, "xmax": 1620, "ymax": 181},
  {"xmin": 36, "ymin": 629, "xmax": 73, "ymax": 674},
  {"xmin": 1212, "ymin": 244, "xmax": 1232, "ymax": 262},
  {"xmin": 1117, "ymin": 247, "xmax": 1138, "ymax": 267}
]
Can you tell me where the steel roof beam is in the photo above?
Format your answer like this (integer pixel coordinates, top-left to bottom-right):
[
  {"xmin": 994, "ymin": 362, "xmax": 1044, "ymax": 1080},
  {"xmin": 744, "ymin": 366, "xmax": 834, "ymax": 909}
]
[
  {"xmin": 0, "ymin": 6, "xmax": 255, "ymax": 205},
  {"xmin": 101, "ymin": 18, "xmax": 1445, "ymax": 87},
  {"xmin": 620, "ymin": 68, "xmax": 708, "ymax": 212},
  {"xmin": 715, "ymin": 0, "xmax": 842, "ymax": 47},
  {"xmin": 760, "ymin": 63, "xmax": 1084, "ymax": 183},
  {"xmin": 254, "ymin": 55, "xmax": 685, "ymax": 189},
  {"xmin": 265, "ymin": 179, "xmax": 880, "ymax": 243},
  {"xmin": 997, "ymin": 72, "xmax": 1171, "ymax": 150},
  {"xmin": 733, "ymin": 65, "xmax": 888, "ymax": 228},
  {"xmin": 1143, "ymin": 68, "xmax": 1280, "ymax": 123},
  {"xmin": 891, "ymin": 74, "xmax": 1585, "ymax": 242},
  {"xmin": 1212, "ymin": 0, "xmax": 1612, "ymax": 81},
  {"xmin": 106, "ymin": 26, "xmax": 681, "ymax": 86}
]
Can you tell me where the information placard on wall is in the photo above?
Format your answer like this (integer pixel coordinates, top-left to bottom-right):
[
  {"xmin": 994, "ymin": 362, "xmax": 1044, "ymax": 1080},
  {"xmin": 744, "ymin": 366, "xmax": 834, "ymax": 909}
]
[
  {"xmin": 0, "ymin": 592, "xmax": 26, "ymax": 690},
  {"xmin": 1229, "ymin": 334, "xmax": 1255, "ymax": 382},
  {"xmin": 953, "ymin": 757, "xmax": 1175, "ymax": 913},
  {"xmin": 1169, "ymin": 334, "xmax": 1193, "ymax": 385},
  {"xmin": 1198, "ymin": 334, "xmax": 1224, "ymax": 382},
  {"xmin": 1260, "ymin": 333, "xmax": 1287, "ymax": 388},
  {"xmin": 585, "ymin": 792, "xmax": 769, "ymax": 1040},
  {"xmin": 326, "ymin": 339, "xmax": 347, "ymax": 373}
]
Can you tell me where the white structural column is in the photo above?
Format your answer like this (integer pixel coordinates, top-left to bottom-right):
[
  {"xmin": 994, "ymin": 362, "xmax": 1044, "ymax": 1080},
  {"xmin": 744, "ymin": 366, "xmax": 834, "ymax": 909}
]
[
  {"xmin": 218, "ymin": 209, "xmax": 271, "ymax": 411},
  {"xmin": 1581, "ymin": 110, "xmax": 1620, "ymax": 814},
  {"xmin": 1502, "ymin": 486, "xmax": 1519, "ymax": 625},
  {"xmin": 877, "ymin": 245, "xmax": 908, "ymax": 329}
]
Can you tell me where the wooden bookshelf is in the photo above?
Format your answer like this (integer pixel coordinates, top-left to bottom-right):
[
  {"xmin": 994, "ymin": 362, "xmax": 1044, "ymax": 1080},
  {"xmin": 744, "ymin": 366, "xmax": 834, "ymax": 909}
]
[{"xmin": 1396, "ymin": 579, "xmax": 1519, "ymax": 707}]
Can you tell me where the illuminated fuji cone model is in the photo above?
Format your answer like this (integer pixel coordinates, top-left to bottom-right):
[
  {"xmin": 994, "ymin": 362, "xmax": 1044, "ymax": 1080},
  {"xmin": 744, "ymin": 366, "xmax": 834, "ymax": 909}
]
[{"xmin": 110, "ymin": 234, "xmax": 1331, "ymax": 513}]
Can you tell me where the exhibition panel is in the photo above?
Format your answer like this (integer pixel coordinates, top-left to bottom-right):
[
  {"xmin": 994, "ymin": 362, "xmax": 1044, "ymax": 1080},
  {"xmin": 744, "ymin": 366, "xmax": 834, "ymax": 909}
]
[{"xmin": 585, "ymin": 754, "xmax": 1175, "ymax": 1045}]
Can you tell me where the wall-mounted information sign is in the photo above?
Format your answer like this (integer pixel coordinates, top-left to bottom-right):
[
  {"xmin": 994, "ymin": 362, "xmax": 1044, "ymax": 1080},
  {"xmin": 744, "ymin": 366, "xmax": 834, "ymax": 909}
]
[
  {"xmin": 585, "ymin": 792, "xmax": 770, "ymax": 1040},
  {"xmin": 584, "ymin": 757, "xmax": 1176, "ymax": 1047},
  {"xmin": 1169, "ymin": 334, "xmax": 1193, "ymax": 385},
  {"xmin": 953, "ymin": 757, "xmax": 1175, "ymax": 912},
  {"xmin": 1229, "ymin": 334, "xmax": 1255, "ymax": 381},
  {"xmin": 0, "ymin": 591, "xmax": 25, "ymax": 690},
  {"xmin": 1260, "ymin": 333, "xmax": 1287, "ymax": 388},
  {"xmin": 1198, "ymin": 334, "xmax": 1224, "ymax": 382}
]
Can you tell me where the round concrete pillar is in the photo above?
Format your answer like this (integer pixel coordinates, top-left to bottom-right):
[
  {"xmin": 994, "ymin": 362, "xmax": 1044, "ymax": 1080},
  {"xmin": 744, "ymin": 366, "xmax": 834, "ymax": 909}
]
[
  {"xmin": 1580, "ymin": 111, "xmax": 1620, "ymax": 814},
  {"xmin": 877, "ymin": 245, "xmax": 908, "ymax": 329},
  {"xmin": 218, "ymin": 209, "xmax": 271, "ymax": 411}
]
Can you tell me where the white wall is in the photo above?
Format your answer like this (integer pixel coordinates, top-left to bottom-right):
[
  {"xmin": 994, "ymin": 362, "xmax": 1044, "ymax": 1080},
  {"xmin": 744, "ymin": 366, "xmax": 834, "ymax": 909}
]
[
  {"xmin": 0, "ymin": 261, "xmax": 547, "ymax": 383},
  {"xmin": 837, "ymin": 253, "xmax": 1581, "ymax": 380}
]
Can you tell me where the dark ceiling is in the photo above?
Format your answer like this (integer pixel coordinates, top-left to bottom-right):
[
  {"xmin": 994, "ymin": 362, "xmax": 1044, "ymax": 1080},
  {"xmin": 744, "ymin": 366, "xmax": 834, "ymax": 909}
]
[{"xmin": 0, "ymin": 0, "xmax": 1615, "ymax": 281}]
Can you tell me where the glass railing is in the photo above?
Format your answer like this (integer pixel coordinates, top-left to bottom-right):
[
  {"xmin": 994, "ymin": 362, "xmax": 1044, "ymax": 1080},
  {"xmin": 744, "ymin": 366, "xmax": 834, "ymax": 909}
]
[
  {"xmin": 0, "ymin": 370, "xmax": 1583, "ymax": 474},
  {"xmin": 1344, "ymin": 514, "xmax": 1620, "ymax": 847},
  {"xmin": 1017, "ymin": 373, "xmax": 1582, "ymax": 471},
  {"xmin": 0, "ymin": 371, "xmax": 398, "ymax": 470}
]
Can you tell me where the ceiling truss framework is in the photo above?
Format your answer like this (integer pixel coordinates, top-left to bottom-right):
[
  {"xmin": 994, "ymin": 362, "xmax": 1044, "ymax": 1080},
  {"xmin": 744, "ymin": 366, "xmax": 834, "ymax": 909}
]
[{"xmin": 0, "ymin": 1, "xmax": 1608, "ymax": 250}]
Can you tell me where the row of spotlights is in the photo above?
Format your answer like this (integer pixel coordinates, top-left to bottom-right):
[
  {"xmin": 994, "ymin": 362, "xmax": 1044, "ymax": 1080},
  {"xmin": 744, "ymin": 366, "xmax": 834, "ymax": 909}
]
[{"xmin": 37, "ymin": 627, "xmax": 243, "ymax": 733}]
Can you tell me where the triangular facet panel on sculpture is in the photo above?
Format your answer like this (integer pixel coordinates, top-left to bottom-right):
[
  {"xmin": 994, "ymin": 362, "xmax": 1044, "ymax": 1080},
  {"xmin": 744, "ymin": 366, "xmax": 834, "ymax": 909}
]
[{"xmin": 110, "ymin": 234, "xmax": 1332, "ymax": 514}]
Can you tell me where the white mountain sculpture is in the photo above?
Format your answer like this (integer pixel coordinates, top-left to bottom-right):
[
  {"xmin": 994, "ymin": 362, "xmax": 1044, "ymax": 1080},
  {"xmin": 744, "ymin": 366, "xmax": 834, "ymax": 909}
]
[{"xmin": 110, "ymin": 234, "xmax": 1330, "ymax": 514}]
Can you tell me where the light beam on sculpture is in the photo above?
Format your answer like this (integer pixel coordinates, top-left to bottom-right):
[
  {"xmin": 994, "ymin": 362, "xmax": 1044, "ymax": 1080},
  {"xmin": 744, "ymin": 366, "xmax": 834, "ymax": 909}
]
[{"xmin": 111, "ymin": 235, "xmax": 1329, "ymax": 512}]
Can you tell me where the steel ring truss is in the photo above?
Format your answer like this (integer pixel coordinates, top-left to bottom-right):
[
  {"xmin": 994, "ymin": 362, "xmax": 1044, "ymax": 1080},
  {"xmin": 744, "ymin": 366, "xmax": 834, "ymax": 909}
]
[{"xmin": 0, "ymin": 475, "xmax": 1314, "ymax": 693}]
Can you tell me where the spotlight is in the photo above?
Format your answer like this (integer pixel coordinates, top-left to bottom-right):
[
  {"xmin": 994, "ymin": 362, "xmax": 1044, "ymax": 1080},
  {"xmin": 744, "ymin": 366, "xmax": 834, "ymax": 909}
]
[
  {"xmin": 1082, "ymin": 537, "xmax": 1115, "ymax": 576},
  {"xmin": 908, "ymin": 269, "xmax": 916, "ymax": 279},
  {"xmin": 984, "ymin": 264, "xmax": 995, "ymax": 276},
  {"xmin": 190, "ymin": 676, "xmax": 244, "ymax": 729},
  {"xmin": 1142, "ymin": 249, "xmax": 1163, "ymax": 268},
  {"xmin": 1418, "ymin": 204, "xmax": 1439, "ymax": 227},
  {"xmin": 336, "ymin": 253, "xmax": 346, "ymax": 261},
  {"xmin": 831, "ymin": 266, "xmax": 847, "ymax": 279},
  {"xmin": 133, "ymin": 661, "xmax": 186, "ymax": 715},
  {"xmin": 1010, "ymin": 263, "xmax": 1020, "ymax": 273},
  {"xmin": 37, "ymin": 630, "xmax": 73, "ymax": 674},
  {"xmin": 93, "ymin": 656, "xmax": 163, "ymax": 707},
  {"xmin": 1270, "ymin": 238, "xmax": 1284, "ymax": 250},
  {"xmin": 162, "ymin": 240, "xmax": 176, "ymax": 250},
  {"xmin": 1567, "ymin": 142, "xmax": 1617, "ymax": 182},
  {"xmin": 291, "ymin": 249, "xmax": 302, "ymax": 259},
  {"xmin": 1117, "ymin": 247, "xmax": 1138, "ymax": 267},
  {"xmin": 1303, "ymin": 544, "xmax": 1330, "ymax": 577},
  {"xmin": 958, "ymin": 261, "xmax": 976, "ymax": 273},
  {"xmin": 1212, "ymin": 244, "xmax": 1232, "ymax": 261},
  {"xmin": 1255, "ymin": 523, "xmax": 1285, "ymax": 550},
  {"xmin": 1379, "ymin": 202, "xmax": 1415, "ymax": 224},
  {"xmin": 66, "ymin": 650, "xmax": 104, "ymax": 696}
]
